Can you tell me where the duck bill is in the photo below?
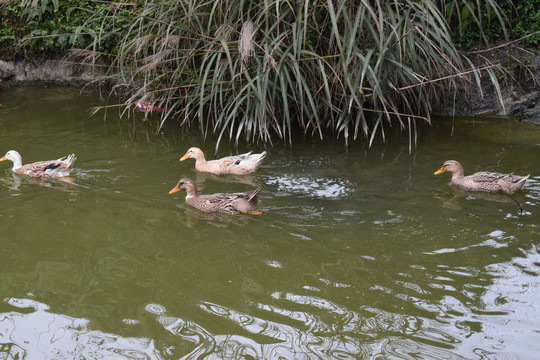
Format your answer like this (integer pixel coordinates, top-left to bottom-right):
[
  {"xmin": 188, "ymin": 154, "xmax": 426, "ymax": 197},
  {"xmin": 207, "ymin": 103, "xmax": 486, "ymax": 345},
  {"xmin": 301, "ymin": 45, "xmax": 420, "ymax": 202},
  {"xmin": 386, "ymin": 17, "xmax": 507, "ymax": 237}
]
[
  {"xmin": 169, "ymin": 185, "xmax": 181, "ymax": 194},
  {"xmin": 179, "ymin": 153, "xmax": 189, "ymax": 161},
  {"xmin": 0, "ymin": 156, "xmax": 6, "ymax": 162},
  {"xmin": 434, "ymin": 167, "xmax": 445, "ymax": 175}
]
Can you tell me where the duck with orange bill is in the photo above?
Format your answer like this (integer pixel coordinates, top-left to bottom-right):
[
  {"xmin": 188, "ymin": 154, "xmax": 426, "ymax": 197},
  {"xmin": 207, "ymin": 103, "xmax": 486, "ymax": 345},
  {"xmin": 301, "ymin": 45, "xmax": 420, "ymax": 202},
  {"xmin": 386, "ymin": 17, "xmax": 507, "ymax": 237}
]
[
  {"xmin": 434, "ymin": 160, "xmax": 529, "ymax": 194},
  {"xmin": 1, "ymin": 150, "xmax": 76, "ymax": 180},
  {"xmin": 169, "ymin": 178, "xmax": 262, "ymax": 215},
  {"xmin": 180, "ymin": 147, "xmax": 266, "ymax": 175}
]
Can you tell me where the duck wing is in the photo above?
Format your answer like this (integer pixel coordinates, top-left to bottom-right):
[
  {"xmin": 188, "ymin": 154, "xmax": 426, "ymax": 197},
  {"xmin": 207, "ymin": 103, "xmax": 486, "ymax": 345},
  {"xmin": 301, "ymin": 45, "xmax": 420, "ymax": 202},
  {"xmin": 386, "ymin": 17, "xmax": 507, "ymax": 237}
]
[
  {"xmin": 472, "ymin": 171, "xmax": 528, "ymax": 184},
  {"xmin": 190, "ymin": 188, "xmax": 260, "ymax": 214},
  {"xmin": 468, "ymin": 171, "xmax": 529, "ymax": 193},
  {"xmin": 216, "ymin": 152, "xmax": 253, "ymax": 167},
  {"xmin": 220, "ymin": 151, "xmax": 266, "ymax": 171},
  {"xmin": 18, "ymin": 154, "xmax": 77, "ymax": 178},
  {"xmin": 470, "ymin": 171, "xmax": 510, "ymax": 183}
]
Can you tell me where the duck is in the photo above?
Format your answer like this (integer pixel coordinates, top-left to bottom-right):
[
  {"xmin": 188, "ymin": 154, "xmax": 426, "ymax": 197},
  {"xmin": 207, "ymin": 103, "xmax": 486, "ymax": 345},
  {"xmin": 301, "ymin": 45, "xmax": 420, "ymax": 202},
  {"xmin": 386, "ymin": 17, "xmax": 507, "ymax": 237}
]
[
  {"xmin": 169, "ymin": 178, "xmax": 262, "ymax": 215},
  {"xmin": 0, "ymin": 150, "xmax": 77, "ymax": 179},
  {"xmin": 434, "ymin": 160, "xmax": 529, "ymax": 194},
  {"xmin": 180, "ymin": 147, "xmax": 266, "ymax": 175}
]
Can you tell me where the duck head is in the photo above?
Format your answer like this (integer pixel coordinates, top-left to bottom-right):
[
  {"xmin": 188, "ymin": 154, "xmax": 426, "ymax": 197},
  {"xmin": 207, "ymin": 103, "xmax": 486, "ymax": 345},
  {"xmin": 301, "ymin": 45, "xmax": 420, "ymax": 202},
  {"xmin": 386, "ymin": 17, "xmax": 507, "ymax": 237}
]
[
  {"xmin": 434, "ymin": 160, "xmax": 463, "ymax": 175},
  {"xmin": 169, "ymin": 178, "xmax": 198, "ymax": 196},
  {"xmin": 180, "ymin": 147, "xmax": 204, "ymax": 161}
]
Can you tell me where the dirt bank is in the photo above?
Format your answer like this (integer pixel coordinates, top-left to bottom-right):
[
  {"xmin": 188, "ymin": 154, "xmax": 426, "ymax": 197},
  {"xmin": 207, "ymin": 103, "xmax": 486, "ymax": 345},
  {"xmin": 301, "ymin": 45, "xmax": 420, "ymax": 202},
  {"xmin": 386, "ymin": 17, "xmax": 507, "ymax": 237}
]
[
  {"xmin": 434, "ymin": 46, "xmax": 540, "ymax": 125},
  {"xmin": 1, "ymin": 49, "xmax": 539, "ymax": 125},
  {"xmin": 0, "ymin": 57, "xmax": 96, "ymax": 86}
]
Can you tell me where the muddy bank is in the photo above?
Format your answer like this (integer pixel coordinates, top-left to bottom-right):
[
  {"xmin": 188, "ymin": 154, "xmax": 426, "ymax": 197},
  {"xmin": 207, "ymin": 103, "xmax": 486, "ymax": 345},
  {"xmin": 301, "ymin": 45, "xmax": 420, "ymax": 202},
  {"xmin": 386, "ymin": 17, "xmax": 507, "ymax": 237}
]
[
  {"xmin": 434, "ymin": 47, "xmax": 540, "ymax": 125},
  {"xmin": 0, "ymin": 58, "xmax": 97, "ymax": 87},
  {"xmin": 1, "ymin": 51, "xmax": 539, "ymax": 125}
]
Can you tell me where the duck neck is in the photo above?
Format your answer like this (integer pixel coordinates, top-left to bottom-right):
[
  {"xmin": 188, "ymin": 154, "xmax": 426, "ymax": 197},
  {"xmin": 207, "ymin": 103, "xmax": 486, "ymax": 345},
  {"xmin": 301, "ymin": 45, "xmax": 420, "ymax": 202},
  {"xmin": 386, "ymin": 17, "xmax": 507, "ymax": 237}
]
[
  {"xmin": 185, "ymin": 187, "xmax": 198, "ymax": 198},
  {"xmin": 450, "ymin": 169, "xmax": 465, "ymax": 183},
  {"xmin": 10, "ymin": 155, "xmax": 23, "ymax": 170},
  {"xmin": 194, "ymin": 153, "xmax": 206, "ymax": 163}
]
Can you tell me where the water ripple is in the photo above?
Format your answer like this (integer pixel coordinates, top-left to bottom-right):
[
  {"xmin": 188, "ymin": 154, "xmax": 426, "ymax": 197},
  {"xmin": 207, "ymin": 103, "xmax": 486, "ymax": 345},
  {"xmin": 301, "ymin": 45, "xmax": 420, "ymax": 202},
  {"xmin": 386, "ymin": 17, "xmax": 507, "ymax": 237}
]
[
  {"xmin": 145, "ymin": 303, "xmax": 167, "ymax": 315},
  {"xmin": 378, "ymin": 337, "xmax": 467, "ymax": 360},
  {"xmin": 199, "ymin": 301, "xmax": 369, "ymax": 359},
  {"xmin": 0, "ymin": 298, "xmax": 160, "ymax": 359},
  {"xmin": 265, "ymin": 174, "xmax": 353, "ymax": 198}
]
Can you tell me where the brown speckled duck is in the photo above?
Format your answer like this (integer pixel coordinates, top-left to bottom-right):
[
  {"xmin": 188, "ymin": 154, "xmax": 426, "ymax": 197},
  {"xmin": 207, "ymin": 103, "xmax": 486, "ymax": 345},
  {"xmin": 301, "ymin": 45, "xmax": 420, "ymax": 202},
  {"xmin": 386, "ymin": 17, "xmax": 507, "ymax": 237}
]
[
  {"xmin": 434, "ymin": 160, "xmax": 529, "ymax": 194},
  {"xmin": 1, "ymin": 150, "xmax": 76, "ymax": 180},
  {"xmin": 169, "ymin": 178, "xmax": 262, "ymax": 215},
  {"xmin": 180, "ymin": 147, "xmax": 266, "ymax": 175}
]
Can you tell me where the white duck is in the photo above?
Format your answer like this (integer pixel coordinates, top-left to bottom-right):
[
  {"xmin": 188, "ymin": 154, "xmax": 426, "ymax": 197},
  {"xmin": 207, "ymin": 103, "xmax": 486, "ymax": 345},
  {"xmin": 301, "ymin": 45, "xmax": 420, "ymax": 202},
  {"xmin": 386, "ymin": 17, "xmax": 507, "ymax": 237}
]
[
  {"xmin": 1, "ymin": 150, "xmax": 77, "ymax": 179},
  {"xmin": 180, "ymin": 147, "xmax": 266, "ymax": 175}
]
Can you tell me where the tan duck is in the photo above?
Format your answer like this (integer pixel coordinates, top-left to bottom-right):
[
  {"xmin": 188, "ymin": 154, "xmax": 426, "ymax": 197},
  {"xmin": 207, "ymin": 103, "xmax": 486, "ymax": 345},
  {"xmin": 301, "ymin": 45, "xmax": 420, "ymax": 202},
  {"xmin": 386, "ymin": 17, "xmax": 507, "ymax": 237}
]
[
  {"xmin": 169, "ymin": 178, "xmax": 262, "ymax": 215},
  {"xmin": 434, "ymin": 160, "xmax": 529, "ymax": 194},
  {"xmin": 0, "ymin": 150, "xmax": 76, "ymax": 179},
  {"xmin": 180, "ymin": 147, "xmax": 266, "ymax": 175}
]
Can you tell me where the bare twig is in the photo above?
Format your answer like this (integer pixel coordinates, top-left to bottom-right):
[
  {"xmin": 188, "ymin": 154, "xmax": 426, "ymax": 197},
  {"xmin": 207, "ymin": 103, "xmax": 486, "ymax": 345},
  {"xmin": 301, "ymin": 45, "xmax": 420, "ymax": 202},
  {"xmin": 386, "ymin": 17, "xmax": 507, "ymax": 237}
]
[
  {"xmin": 470, "ymin": 30, "xmax": 540, "ymax": 54},
  {"xmin": 397, "ymin": 64, "xmax": 499, "ymax": 91}
]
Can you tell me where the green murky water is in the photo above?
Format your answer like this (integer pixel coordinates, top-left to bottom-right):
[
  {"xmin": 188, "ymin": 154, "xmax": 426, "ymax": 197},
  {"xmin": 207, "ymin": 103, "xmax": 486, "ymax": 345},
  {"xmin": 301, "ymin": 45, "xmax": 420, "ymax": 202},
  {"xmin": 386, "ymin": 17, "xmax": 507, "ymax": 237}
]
[{"xmin": 0, "ymin": 86, "xmax": 539, "ymax": 359}]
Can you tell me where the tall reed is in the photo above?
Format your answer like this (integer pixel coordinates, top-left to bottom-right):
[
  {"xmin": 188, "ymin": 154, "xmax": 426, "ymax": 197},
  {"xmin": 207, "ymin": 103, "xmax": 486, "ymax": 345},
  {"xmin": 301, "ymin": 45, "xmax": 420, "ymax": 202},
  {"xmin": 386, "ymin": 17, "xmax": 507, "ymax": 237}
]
[{"xmin": 40, "ymin": 0, "xmax": 509, "ymax": 147}]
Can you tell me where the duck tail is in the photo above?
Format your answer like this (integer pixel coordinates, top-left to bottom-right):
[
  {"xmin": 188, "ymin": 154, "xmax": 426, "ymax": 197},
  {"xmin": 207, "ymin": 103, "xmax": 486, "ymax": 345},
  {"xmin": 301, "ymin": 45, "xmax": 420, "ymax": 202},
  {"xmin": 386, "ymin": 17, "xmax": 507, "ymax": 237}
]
[
  {"xmin": 65, "ymin": 154, "xmax": 77, "ymax": 168},
  {"xmin": 518, "ymin": 174, "xmax": 530, "ymax": 185},
  {"xmin": 248, "ymin": 186, "xmax": 261, "ymax": 203},
  {"xmin": 256, "ymin": 151, "xmax": 267, "ymax": 164}
]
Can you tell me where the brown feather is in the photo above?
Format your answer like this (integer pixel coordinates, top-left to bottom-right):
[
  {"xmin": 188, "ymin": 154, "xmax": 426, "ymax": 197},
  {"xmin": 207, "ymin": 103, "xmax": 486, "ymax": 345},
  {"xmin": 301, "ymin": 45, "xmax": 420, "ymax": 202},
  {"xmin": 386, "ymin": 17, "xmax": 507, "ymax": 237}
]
[
  {"xmin": 435, "ymin": 160, "xmax": 529, "ymax": 194},
  {"xmin": 170, "ymin": 178, "xmax": 261, "ymax": 215},
  {"xmin": 1, "ymin": 150, "xmax": 76, "ymax": 179}
]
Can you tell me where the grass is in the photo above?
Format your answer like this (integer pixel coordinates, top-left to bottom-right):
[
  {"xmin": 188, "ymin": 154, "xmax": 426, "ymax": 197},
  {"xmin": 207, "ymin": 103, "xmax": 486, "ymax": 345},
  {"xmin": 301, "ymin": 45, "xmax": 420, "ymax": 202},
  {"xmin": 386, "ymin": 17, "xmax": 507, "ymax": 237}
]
[{"xmin": 9, "ymin": 0, "xmax": 512, "ymax": 149}]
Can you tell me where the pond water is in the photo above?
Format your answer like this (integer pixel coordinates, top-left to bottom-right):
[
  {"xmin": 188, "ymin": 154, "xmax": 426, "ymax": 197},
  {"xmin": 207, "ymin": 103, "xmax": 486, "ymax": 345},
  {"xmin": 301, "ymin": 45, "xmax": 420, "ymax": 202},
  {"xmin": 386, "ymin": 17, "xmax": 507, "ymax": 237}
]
[{"xmin": 0, "ymin": 86, "xmax": 539, "ymax": 359}]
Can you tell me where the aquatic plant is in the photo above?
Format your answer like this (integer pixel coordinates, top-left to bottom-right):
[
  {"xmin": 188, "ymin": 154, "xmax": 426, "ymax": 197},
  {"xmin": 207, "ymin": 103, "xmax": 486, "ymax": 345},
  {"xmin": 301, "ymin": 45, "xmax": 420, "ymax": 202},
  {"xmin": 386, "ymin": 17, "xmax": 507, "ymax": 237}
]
[{"xmin": 7, "ymin": 0, "xmax": 513, "ymax": 148}]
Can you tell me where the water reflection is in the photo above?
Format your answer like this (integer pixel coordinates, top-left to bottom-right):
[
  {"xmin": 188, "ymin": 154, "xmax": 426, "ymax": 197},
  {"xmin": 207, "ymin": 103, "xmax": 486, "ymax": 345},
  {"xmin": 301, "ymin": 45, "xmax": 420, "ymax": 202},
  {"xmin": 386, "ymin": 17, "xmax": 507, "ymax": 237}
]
[
  {"xmin": 0, "ymin": 295, "xmax": 477, "ymax": 359},
  {"xmin": 1, "ymin": 88, "xmax": 540, "ymax": 359},
  {"xmin": 150, "ymin": 299, "xmax": 371, "ymax": 359},
  {"xmin": 2, "ymin": 246, "xmax": 540, "ymax": 360},
  {"xmin": 0, "ymin": 172, "xmax": 78, "ymax": 192},
  {"xmin": 432, "ymin": 186, "xmax": 530, "ymax": 214},
  {"xmin": 0, "ymin": 298, "xmax": 160, "ymax": 359},
  {"xmin": 170, "ymin": 203, "xmax": 262, "ymax": 229}
]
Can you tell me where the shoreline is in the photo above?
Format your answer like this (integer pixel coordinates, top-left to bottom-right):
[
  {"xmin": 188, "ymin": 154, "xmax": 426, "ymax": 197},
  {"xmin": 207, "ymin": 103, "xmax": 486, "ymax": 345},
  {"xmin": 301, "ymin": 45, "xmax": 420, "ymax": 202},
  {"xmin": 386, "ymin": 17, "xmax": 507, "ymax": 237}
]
[{"xmin": 2, "ymin": 54, "xmax": 539, "ymax": 126}]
